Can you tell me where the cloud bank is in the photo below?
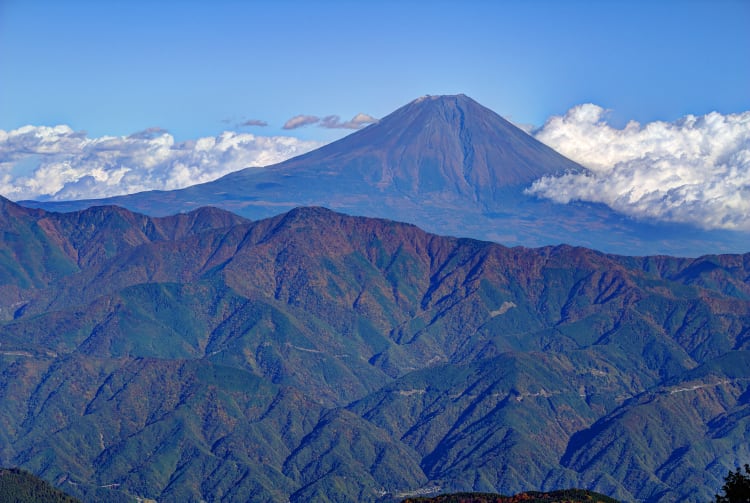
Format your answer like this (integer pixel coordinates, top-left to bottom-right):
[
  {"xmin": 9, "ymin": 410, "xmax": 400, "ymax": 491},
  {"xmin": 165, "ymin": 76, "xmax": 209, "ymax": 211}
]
[
  {"xmin": 4, "ymin": 106, "xmax": 748, "ymax": 233},
  {"xmin": 0, "ymin": 126, "xmax": 320, "ymax": 201},
  {"xmin": 528, "ymin": 105, "xmax": 750, "ymax": 231}
]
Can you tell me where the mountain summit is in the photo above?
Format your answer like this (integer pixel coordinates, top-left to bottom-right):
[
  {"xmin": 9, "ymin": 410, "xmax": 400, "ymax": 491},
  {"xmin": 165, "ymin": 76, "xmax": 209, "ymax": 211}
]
[
  {"xmin": 20, "ymin": 95, "xmax": 748, "ymax": 256},
  {"xmin": 250, "ymin": 93, "xmax": 584, "ymax": 197},
  {"xmin": 180, "ymin": 93, "xmax": 585, "ymax": 222}
]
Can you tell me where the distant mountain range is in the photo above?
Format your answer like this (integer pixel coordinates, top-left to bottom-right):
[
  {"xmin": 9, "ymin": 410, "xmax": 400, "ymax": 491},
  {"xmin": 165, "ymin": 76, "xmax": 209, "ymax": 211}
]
[
  {"xmin": 19, "ymin": 95, "xmax": 749, "ymax": 257},
  {"xmin": 0, "ymin": 196, "xmax": 748, "ymax": 502}
]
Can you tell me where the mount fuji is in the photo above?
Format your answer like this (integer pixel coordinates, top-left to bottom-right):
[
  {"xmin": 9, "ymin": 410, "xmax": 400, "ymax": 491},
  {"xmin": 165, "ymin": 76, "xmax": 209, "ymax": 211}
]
[{"xmin": 21, "ymin": 95, "xmax": 748, "ymax": 256}]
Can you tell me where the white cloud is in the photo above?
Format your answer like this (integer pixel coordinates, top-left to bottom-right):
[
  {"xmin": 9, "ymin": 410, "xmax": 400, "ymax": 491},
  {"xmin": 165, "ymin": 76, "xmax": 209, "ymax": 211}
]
[
  {"xmin": 528, "ymin": 104, "xmax": 750, "ymax": 231},
  {"xmin": 7, "ymin": 106, "xmax": 748, "ymax": 233},
  {"xmin": 0, "ymin": 126, "xmax": 321, "ymax": 201}
]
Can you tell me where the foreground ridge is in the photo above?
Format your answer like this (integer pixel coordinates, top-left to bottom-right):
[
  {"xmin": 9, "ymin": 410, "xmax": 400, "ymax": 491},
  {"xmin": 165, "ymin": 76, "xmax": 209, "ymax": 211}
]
[
  {"xmin": 401, "ymin": 489, "xmax": 620, "ymax": 502},
  {"xmin": 0, "ymin": 199, "xmax": 748, "ymax": 502}
]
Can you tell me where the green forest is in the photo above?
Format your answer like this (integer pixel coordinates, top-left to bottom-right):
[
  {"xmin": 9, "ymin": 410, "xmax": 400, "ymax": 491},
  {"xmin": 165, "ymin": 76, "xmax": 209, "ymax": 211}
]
[{"xmin": 0, "ymin": 468, "xmax": 80, "ymax": 502}]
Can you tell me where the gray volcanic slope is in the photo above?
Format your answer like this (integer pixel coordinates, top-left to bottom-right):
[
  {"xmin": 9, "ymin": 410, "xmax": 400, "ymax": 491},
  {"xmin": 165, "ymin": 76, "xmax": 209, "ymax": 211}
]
[
  {"xmin": 247, "ymin": 93, "xmax": 584, "ymax": 192},
  {"xmin": 20, "ymin": 95, "xmax": 749, "ymax": 256}
]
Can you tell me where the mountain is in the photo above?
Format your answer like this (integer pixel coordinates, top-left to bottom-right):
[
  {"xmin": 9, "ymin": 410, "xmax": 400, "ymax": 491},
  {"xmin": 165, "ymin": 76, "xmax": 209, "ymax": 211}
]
[
  {"xmin": 19, "ymin": 95, "xmax": 748, "ymax": 256},
  {"xmin": 0, "ymin": 197, "xmax": 247, "ymax": 319},
  {"xmin": 0, "ymin": 197, "xmax": 748, "ymax": 502}
]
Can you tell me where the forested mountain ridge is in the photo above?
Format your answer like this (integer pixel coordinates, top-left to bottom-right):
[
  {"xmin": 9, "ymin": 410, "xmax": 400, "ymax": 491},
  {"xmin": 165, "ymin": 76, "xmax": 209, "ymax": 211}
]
[{"xmin": 0, "ymin": 197, "xmax": 748, "ymax": 501}]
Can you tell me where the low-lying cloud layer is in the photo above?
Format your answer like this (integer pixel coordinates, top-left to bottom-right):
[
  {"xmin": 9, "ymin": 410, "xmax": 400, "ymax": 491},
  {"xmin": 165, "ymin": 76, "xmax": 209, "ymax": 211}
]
[
  {"xmin": 528, "ymin": 105, "xmax": 750, "ymax": 231},
  {"xmin": 2, "ymin": 106, "xmax": 749, "ymax": 233},
  {"xmin": 0, "ymin": 126, "xmax": 320, "ymax": 201}
]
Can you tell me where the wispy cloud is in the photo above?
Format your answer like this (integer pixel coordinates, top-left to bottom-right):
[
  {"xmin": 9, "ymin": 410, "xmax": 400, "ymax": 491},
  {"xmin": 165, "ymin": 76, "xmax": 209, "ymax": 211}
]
[
  {"xmin": 320, "ymin": 113, "xmax": 377, "ymax": 129},
  {"xmin": 240, "ymin": 119, "xmax": 268, "ymax": 127},
  {"xmin": 283, "ymin": 115, "xmax": 321, "ymax": 130},
  {"xmin": 283, "ymin": 112, "xmax": 377, "ymax": 130},
  {"xmin": 528, "ymin": 105, "xmax": 750, "ymax": 231},
  {"xmin": 0, "ymin": 125, "xmax": 321, "ymax": 201}
]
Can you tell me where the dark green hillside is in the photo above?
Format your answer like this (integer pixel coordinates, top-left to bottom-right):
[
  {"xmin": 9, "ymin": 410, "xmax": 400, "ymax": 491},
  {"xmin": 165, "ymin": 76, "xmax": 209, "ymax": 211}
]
[
  {"xmin": 0, "ymin": 197, "xmax": 78, "ymax": 315},
  {"xmin": 0, "ymin": 467, "xmax": 80, "ymax": 502},
  {"xmin": 0, "ymin": 198, "xmax": 748, "ymax": 501},
  {"xmin": 37, "ymin": 204, "xmax": 247, "ymax": 268},
  {"xmin": 350, "ymin": 350, "xmax": 638, "ymax": 496},
  {"xmin": 560, "ymin": 354, "xmax": 750, "ymax": 502},
  {"xmin": 401, "ymin": 488, "xmax": 619, "ymax": 502},
  {"xmin": 0, "ymin": 196, "xmax": 245, "ymax": 303}
]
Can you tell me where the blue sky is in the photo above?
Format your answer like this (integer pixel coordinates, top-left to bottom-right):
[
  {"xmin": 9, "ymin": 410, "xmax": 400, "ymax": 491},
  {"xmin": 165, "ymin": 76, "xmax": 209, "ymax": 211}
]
[
  {"xmin": 1, "ymin": 0, "xmax": 749, "ymax": 234},
  {"xmin": 2, "ymin": 0, "xmax": 749, "ymax": 141}
]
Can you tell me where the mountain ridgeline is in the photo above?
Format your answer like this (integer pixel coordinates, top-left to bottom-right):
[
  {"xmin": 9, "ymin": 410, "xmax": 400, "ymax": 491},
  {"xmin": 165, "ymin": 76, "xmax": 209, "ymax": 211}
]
[
  {"xmin": 0, "ymin": 197, "xmax": 748, "ymax": 502},
  {"xmin": 20, "ymin": 95, "xmax": 749, "ymax": 256}
]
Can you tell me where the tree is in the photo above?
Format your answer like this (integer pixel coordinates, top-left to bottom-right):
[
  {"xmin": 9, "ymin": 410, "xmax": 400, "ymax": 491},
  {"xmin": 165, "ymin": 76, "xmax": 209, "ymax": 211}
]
[{"xmin": 715, "ymin": 464, "xmax": 750, "ymax": 503}]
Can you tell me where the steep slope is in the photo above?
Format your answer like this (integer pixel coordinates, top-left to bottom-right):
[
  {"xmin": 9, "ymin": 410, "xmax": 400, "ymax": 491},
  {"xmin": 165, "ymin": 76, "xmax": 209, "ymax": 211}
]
[
  {"xmin": 0, "ymin": 196, "xmax": 78, "ymax": 312},
  {"xmin": 22, "ymin": 94, "xmax": 582, "ymax": 214},
  {"xmin": 224, "ymin": 94, "xmax": 583, "ymax": 199},
  {"xmin": 561, "ymin": 352, "xmax": 750, "ymax": 503},
  {"xmin": 0, "ymin": 195, "xmax": 246, "ymax": 279},
  {"xmin": 38, "ymin": 204, "xmax": 248, "ymax": 268},
  {"xmin": 0, "ymin": 197, "xmax": 246, "ymax": 317},
  {"xmin": 0, "ymin": 468, "xmax": 81, "ymax": 502},
  {"xmin": 0, "ymin": 203, "xmax": 748, "ymax": 501}
]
